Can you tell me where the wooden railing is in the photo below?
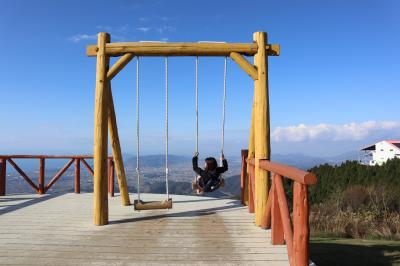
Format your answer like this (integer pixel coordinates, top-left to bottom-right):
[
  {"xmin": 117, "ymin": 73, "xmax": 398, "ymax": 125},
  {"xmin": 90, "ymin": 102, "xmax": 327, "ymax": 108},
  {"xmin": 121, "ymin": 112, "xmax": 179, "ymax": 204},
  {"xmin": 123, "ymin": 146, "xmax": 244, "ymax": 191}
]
[
  {"xmin": 0, "ymin": 155, "xmax": 115, "ymax": 197},
  {"xmin": 240, "ymin": 149, "xmax": 317, "ymax": 266}
]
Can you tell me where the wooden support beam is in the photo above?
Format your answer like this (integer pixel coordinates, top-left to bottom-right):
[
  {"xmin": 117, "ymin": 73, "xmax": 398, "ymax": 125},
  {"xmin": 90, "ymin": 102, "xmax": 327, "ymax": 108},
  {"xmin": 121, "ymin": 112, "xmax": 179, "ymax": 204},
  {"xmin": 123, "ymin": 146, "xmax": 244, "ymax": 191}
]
[
  {"xmin": 253, "ymin": 31, "xmax": 271, "ymax": 227},
  {"xmin": 107, "ymin": 53, "xmax": 135, "ymax": 81},
  {"xmin": 87, "ymin": 42, "xmax": 280, "ymax": 57},
  {"xmin": 82, "ymin": 159, "xmax": 94, "ymax": 176},
  {"xmin": 259, "ymin": 160, "xmax": 317, "ymax": 185},
  {"xmin": 271, "ymin": 179, "xmax": 284, "ymax": 245},
  {"xmin": 45, "ymin": 159, "xmax": 74, "ymax": 192},
  {"xmin": 0, "ymin": 158, "xmax": 6, "ymax": 196},
  {"xmin": 74, "ymin": 159, "xmax": 80, "ymax": 194},
  {"xmin": 93, "ymin": 32, "xmax": 110, "ymax": 226},
  {"xmin": 293, "ymin": 182, "xmax": 310, "ymax": 266},
  {"xmin": 230, "ymin": 52, "xmax": 258, "ymax": 80},
  {"xmin": 261, "ymin": 186, "xmax": 273, "ymax": 229},
  {"xmin": 248, "ymin": 164, "xmax": 255, "ymax": 213},
  {"xmin": 268, "ymin": 44, "xmax": 280, "ymax": 56},
  {"xmin": 274, "ymin": 174, "xmax": 294, "ymax": 265},
  {"xmin": 38, "ymin": 158, "xmax": 45, "ymax": 194},
  {"xmin": 108, "ymin": 158, "xmax": 115, "ymax": 197},
  {"xmin": 7, "ymin": 158, "xmax": 39, "ymax": 192},
  {"xmin": 240, "ymin": 149, "xmax": 248, "ymax": 205},
  {"xmin": 107, "ymin": 81, "xmax": 130, "ymax": 205}
]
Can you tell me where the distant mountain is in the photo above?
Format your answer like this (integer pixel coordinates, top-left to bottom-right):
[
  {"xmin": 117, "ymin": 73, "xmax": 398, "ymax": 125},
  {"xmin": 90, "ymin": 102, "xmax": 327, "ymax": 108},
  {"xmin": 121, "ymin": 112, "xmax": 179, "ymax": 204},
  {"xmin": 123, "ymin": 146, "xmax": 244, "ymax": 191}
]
[
  {"xmin": 272, "ymin": 151, "xmax": 359, "ymax": 170},
  {"xmin": 125, "ymin": 155, "xmax": 190, "ymax": 167}
]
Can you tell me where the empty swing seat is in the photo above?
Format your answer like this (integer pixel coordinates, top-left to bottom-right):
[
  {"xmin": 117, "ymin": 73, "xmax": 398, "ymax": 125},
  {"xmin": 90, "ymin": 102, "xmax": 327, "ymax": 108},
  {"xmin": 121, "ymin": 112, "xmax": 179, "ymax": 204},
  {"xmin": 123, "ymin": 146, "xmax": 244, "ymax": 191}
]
[{"xmin": 134, "ymin": 198, "xmax": 173, "ymax": 211}]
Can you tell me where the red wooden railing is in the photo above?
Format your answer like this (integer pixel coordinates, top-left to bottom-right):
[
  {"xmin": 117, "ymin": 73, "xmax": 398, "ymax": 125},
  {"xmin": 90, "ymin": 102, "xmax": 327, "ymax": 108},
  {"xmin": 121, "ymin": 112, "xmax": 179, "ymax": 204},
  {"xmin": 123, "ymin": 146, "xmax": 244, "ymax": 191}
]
[
  {"xmin": 240, "ymin": 149, "xmax": 317, "ymax": 266},
  {"xmin": 0, "ymin": 155, "xmax": 115, "ymax": 197}
]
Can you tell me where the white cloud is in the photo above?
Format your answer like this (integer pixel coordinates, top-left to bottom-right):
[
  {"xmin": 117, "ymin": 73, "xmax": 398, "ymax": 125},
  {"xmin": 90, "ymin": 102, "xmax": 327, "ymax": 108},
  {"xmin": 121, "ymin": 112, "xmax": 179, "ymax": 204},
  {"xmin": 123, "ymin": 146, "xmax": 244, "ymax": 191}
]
[
  {"xmin": 68, "ymin": 34, "xmax": 97, "ymax": 43},
  {"xmin": 272, "ymin": 121, "xmax": 400, "ymax": 142},
  {"xmin": 156, "ymin": 25, "xmax": 175, "ymax": 33},
  {"xmin": 137, "ymin": 27, "xmax": 151, "ymax": 33}
]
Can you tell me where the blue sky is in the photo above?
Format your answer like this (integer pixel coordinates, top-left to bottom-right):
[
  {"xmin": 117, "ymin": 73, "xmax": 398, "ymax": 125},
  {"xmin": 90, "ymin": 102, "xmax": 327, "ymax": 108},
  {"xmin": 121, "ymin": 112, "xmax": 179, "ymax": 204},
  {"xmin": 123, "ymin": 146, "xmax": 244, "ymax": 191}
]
[{"xmin": 0, "ymin": 0, "xmax": 399, "ymax": 157}]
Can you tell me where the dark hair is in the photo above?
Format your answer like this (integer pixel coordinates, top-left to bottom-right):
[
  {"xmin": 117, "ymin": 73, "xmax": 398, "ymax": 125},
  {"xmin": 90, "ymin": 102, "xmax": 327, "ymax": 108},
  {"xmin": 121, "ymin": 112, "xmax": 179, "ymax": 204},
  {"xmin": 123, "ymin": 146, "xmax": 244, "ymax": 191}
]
[{"xmin": 205, "ymin": 157, "xmax": 218, "ymax": 171}]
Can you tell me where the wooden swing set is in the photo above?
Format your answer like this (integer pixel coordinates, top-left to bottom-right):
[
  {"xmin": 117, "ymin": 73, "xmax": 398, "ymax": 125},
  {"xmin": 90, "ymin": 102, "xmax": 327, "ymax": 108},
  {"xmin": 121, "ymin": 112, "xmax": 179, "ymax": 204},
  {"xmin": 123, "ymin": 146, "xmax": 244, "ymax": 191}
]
[{"xmin": 87, "ymin": 31, "xmax": 279, "ymax": 226}]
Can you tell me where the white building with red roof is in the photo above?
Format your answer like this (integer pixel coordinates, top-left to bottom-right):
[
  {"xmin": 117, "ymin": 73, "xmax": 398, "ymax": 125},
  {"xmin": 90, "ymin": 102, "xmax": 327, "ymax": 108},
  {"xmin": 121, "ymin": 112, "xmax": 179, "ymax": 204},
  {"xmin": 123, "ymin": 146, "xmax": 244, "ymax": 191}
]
[{"xmin": 361, "ymin": 140, "xmax": 400, "ymax": 166}]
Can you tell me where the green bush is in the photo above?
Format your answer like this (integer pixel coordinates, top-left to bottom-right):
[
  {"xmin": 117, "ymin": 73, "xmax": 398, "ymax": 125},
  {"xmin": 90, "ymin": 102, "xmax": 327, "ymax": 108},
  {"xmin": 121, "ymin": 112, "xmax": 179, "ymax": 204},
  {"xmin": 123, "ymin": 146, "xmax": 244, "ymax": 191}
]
[{"xmin": 308, "ymin": 158, "xmax": 400, "ymax": 239}]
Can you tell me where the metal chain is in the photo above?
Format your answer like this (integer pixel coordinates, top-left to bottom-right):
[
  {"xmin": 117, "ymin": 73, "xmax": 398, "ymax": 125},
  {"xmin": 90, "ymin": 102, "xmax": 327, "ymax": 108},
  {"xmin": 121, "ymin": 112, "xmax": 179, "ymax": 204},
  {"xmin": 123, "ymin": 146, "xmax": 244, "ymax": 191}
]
[
  {"xmin": 136, "ymin": 57, "xmax": 141, "ymax": 201},
  {"xmin": 194, "ymin": 57, "xmax": 199, "ymax": 183},
  {"xmin": 195, "ymin": 56, "xmax": 199, "ymax": 155},
  {"xmin": 220, "ymin": 57, "xmax": 227, "ymax": 166},
  {"xmin": 165, "ymin": 57, "xmax": 169, "ymax": 200}
]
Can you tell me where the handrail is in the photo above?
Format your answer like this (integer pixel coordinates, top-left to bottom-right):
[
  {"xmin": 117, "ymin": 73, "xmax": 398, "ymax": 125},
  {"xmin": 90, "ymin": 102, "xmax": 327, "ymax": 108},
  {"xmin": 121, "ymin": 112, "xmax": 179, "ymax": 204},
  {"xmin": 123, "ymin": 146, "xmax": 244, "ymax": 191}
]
[
  {"xmin": 0, "ymin": 155, "xmax": 113, "ymax": 159},
  {"xmin": 242, "ymin": 150, "xmax": 317, "ymax": 266},
  {"xmin": 247, "ymin": 158, "xmax": 317, "ymax": 185},
  {"xmin": 0, "ymin": 155, "xmax": 115, "ymax": 197}
]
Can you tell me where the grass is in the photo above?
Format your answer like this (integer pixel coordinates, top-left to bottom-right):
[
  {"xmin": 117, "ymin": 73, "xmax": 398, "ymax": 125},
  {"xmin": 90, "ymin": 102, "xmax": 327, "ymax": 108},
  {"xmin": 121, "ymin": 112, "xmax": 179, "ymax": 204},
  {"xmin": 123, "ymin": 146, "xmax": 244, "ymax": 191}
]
[{"xmin": 310, "ymin": 237, "xmax": 400, "ymax": 266}]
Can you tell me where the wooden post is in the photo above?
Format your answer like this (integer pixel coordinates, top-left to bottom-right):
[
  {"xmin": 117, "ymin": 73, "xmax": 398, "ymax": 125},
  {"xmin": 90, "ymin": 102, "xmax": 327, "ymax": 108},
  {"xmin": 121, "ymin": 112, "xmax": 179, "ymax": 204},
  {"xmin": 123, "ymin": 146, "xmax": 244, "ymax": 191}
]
[
  {"xmin": 107, "ymin": 81, "xmax": 130, "ymax": 205},
  {"xmin": 247, "ymin": 93, "xmax": 256, "ymax": 209},
  {"xmin": 261, "ymin": 186, "xmax": 273, "ymax": 229},
  {"xmin": 38, "ymin": 158, "xmax": 45, "ymax": 194},
  {"xmin": 93, "ymin": 32, "xmax": 110, "ymax": 226},
  {"xmin": 248, "ymin": 164, "xmax": 255, "ymax": 213},
  {"xmin": 0, "ymin": 158, "xmax": 6, "ymax": 196},
  {"xmin": 293, "ymin": 182, "xmax": 309, "ymax": 266},
  {"xmin": 271, "ymin": 175, "xmax": 284, "ymax": 245},
  {"xmin": 240, "ymin": 150, "xmax": 248, "ymax": 205},
  {"xmin": 108, "ymin": 158, "xmax": 115, "ymax": 197},
  {"xmin": 74, "ymin": 159, "xmax": 80, "ymax": 194},
  {"xmin": 253, "ymin": 31, "xmax": 270, "ymax": 227}
]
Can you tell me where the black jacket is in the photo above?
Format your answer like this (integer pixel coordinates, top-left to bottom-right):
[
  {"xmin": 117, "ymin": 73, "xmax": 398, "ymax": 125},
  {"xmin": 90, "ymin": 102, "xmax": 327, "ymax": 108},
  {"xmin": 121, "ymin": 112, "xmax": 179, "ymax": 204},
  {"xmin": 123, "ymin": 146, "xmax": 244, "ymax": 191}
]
[{"xmin": 192, "ymin": 156, "xmax": 228, "ymax": 181}]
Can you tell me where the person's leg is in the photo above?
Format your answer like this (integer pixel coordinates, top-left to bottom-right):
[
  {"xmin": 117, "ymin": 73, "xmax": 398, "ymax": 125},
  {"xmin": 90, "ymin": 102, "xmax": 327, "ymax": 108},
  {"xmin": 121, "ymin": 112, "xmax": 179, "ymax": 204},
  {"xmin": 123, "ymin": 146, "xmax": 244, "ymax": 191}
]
[
  {"xmin": 209, "ymin": 178, "xmax": 221, "ymax": 192},
  {"xmin": 204, "ymin": 178, "xmax": 215, "ymax": 192}
]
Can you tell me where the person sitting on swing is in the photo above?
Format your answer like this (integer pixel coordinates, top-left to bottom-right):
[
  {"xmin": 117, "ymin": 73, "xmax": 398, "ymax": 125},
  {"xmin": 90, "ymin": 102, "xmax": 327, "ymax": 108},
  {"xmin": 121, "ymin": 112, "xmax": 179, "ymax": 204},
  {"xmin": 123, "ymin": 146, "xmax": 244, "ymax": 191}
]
[{"xmin": 192, "ymin": 152, "xmax": 228, "ymax": 195}]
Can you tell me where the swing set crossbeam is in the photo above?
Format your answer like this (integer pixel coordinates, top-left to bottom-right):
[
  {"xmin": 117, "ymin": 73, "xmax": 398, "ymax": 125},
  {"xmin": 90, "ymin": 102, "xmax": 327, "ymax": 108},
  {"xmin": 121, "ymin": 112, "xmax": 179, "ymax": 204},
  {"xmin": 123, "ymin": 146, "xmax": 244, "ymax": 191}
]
[{"xmin": 87, "ymin": 42, "xmax": 280, "ymax": 57}]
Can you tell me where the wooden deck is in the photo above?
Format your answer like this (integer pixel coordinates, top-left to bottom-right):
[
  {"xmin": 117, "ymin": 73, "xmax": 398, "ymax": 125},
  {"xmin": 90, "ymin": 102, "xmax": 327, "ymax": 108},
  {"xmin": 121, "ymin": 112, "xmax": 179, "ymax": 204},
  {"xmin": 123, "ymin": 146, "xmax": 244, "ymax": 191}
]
[{"xmin": 0, "ymin": 193, "xmax": 289, "ymax": 265}]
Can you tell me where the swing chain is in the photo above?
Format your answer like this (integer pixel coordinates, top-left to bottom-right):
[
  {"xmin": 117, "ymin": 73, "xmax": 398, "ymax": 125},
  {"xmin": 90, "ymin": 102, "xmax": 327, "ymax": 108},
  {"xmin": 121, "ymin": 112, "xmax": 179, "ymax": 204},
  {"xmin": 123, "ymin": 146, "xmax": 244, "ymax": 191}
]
[
  {"xmin": 165, "ymin": 56, "xmax": 169, "ymax": 200},
  {"xmin": 136, "ymin": 57, "xmax": 141, "ymax": 201},
  {"xmin": 220, "ymin": 57, "xmax": 227, "ymax": 165}
]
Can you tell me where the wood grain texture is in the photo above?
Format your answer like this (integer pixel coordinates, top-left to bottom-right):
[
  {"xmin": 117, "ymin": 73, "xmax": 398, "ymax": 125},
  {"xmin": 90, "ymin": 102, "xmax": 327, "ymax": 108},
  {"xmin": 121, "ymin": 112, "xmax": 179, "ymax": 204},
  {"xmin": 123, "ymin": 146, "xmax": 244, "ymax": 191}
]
[
  {"xmin": 38, "ymin": 158, "xmax": 45, "ymax": 194},
  {"xmin": 87, "ymin": 42, "xmax": 280, "ymax": 57},
  {"xmin": 107, "ymin": 81, "xmax": 130, "ymax": 206},
  {"xmin": 253, "ymin": 31, "xmax": 270, "ymax": 227},
  {"xmin": 230, "ymin": 52, "xmax": 258, "ymax": 80},
  {"xmin": 107, "ymin": 53, "xmax": 134, "ymax": 80},
  {"xmin": 0, "ymin": 158, "xmax": 6, "ymax": 196},
  {"xmin": 93, "ymin": 32, "xmax": 110, "ymax": 226},
  {"xmin": 240, "ymin": 149, "xmax": 249, "ymax": 205},
  {"xmin": 74, "ymin": 159, "xmax": 80, "ymax": 194},
  {"xmin": 0, "ymin": 193, "xmax": 289, "ymax": 265},
  {"xmin": 271, "ymin": 180, "xmax": 284, "ymax": 245},
  {"xmin": 274, "ymin": 174, "xmax": 294, "ymax": 265},
  {"xmin": 293, "ymin": 182, "xmax": 309, "ymax": 266}
]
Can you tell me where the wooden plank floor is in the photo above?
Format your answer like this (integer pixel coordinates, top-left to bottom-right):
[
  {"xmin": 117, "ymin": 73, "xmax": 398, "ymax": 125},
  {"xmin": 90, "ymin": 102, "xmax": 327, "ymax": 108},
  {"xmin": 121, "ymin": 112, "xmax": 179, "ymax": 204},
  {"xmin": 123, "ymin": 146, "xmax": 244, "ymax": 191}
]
[{"xmin": 0, "ymin": 193, "xmax": 289, "ymax": 265}]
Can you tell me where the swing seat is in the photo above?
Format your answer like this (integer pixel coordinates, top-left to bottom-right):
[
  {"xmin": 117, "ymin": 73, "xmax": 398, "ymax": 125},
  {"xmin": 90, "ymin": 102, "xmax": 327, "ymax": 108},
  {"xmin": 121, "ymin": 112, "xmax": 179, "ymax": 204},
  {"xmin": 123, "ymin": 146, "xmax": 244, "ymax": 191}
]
[{"xmin": 134, "ymin": 199, "xmax": 173, "ymax": 210}]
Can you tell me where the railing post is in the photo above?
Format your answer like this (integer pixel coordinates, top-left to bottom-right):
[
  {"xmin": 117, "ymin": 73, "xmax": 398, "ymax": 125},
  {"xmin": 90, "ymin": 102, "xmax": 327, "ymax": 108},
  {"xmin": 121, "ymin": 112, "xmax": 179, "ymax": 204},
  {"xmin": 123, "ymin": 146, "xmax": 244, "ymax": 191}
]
[
  {"xmin": 293, "ymin": 182, "xmax": 309, "ymax": 266},
  {"xmin": 248, "ymin": 164, "xmax": 255, "ymax": 213},
  {"xmin": 38, "ymin": 158, "xmax": 45, "ymax": 194},
  {"xmin": 240, "ymin": 150, "xmax": 249, "ymax": 205},
  {"xmin": 0, "ymin": 158, "xmax": 6, "ymax": 196},
  {"xmin": 75, "ymin": 158, "xmax": 81, "ymax": 194},
  {"xmin": 108, "ymin": 158, "xmax": 115, "ymax": 197},
  {"xmin": 271, "ymin": 174, "xmax": 284, "ymax": 245}
]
